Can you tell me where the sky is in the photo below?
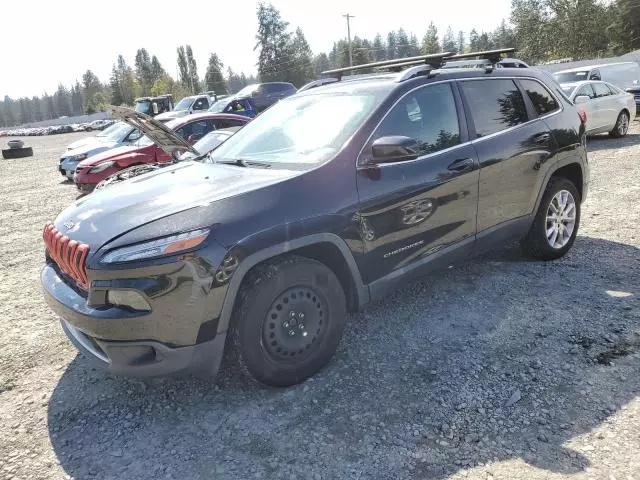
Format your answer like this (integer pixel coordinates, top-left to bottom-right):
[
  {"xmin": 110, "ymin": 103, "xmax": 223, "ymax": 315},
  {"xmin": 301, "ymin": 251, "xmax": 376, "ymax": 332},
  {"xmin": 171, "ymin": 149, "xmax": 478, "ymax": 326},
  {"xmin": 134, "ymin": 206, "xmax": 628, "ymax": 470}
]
[{"xmin": 0, "ymin": 0, "xmax": 512, "ymax": 99}]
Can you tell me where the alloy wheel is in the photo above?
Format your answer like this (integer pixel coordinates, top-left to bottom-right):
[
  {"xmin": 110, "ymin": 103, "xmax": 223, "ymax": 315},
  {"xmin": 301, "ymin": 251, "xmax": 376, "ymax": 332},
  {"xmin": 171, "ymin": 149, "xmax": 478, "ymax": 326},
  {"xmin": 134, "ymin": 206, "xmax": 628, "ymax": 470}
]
[{"xmin": 545, "ymin": 189, "xmax": 576, "ymax": 249}]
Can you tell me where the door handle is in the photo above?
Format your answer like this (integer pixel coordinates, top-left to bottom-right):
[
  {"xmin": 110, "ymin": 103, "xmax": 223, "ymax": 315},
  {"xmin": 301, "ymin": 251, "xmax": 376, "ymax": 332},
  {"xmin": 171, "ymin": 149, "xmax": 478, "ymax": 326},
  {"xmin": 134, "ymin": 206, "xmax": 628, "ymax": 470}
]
[
  {"xmin": 447, "ymin": 158, "xmax": 474, "ymax": 172},
  {"xmin": 534, "ymin": 133, "xmax": 551, "ymax": 144}
]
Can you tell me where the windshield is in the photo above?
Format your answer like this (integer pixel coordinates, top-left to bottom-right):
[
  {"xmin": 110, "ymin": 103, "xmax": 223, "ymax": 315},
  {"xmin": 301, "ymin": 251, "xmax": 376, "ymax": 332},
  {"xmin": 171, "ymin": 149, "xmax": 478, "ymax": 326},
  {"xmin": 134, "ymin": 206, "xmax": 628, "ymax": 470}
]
[
  {"xmin": 135, "ymin": 100, "xmax": 151, "ymax": 114},
  {"xmin": 209, "ymin": 91, "xmax": 384, "ymax": 167},
  {"xmin": 561, "ymin": 85, "xmax": 578, "ymax": 96},
  {"xmin": 208, "ymin": 99, "xmax": 228, "ymax": 113},
  {"xmin": 236, "ymin": 85, "xmax": 258, "ymax": 97},
  {"xmin": 174, "ymin": 97, "xmax": 194, "ymax": 111},
  {"xmin": 554, "ymin": 71, "xmax": 590, "ymax": 83},
  {"xmin": 98, "ymin": 122, "xmax": 132, "ymax": 141},
  {"xmin": 179, "ymin": 131, "xmax": 231, "ymax": 161}
]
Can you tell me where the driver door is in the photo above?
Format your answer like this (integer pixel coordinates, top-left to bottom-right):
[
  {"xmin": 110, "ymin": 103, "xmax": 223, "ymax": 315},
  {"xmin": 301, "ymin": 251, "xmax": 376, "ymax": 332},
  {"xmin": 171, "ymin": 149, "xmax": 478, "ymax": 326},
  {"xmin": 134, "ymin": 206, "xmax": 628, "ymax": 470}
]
[{"xmin": 355, "ymin": 82, "xmax": 479, "ymax": 287}]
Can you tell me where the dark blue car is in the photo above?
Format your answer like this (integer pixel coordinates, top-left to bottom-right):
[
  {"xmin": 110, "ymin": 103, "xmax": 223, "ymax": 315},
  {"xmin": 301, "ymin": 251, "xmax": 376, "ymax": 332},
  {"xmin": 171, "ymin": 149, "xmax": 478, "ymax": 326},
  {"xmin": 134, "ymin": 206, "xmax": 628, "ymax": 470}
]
[{"xmin": 208, "ymin": 97, "xmax": 257, "ymax": 118}]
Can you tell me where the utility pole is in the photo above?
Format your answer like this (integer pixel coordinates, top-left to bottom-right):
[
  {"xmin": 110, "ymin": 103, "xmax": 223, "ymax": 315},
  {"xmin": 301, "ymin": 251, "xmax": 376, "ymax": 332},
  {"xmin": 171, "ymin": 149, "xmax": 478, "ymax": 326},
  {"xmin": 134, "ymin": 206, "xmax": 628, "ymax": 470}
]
[{"xmin": 343, "ymin": 13, "xmax": 355, "ymax": 67}]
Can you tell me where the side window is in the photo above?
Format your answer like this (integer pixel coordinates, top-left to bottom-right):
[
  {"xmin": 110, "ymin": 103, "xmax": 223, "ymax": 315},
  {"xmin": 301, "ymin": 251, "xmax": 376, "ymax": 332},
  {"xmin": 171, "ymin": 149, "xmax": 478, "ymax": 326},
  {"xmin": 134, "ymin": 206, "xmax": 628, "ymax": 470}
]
[
  {"xmin": 520, "ymin": 79, "xmax": 559, "ymax": 116},
  {"xmin": 126, "ymin": 129, "xmax": 142, "ymax": 142},
  {"xmin": 576, "ymin": 84, "xmax": 595, "ymax": 99},
  {"xmin": 592, "ymin": 82, "xmax": 611, "ymax": 98},
  {"xmin": 193, "ymin": 98, "xmax": 209, "ymax": 110},
  {"xmin": 372, "ymin": 82, "xmax": 460, "ymax": 156},
  {"xmin": 606, "ymin": 84, "xmax": 620, "ymax": 95},
  {"xmin": 589, "ymin": 70, "xmax": 601, "ymax": 81},
  {"xmin": 460, "ymin": 79, "xmax": 529, "ymax": 137}
]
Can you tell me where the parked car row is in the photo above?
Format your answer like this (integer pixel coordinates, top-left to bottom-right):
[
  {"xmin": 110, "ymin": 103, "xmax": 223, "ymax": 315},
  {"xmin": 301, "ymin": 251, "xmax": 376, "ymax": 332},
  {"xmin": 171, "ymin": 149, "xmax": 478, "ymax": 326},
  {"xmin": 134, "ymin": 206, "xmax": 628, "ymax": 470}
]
[
  {"xmin": 0, "ymin": 119, "xmax": 114, "ymax": 137},
  {"xmin": 58, "ymin": 110, "xmax": 251, "ymax": 192}
]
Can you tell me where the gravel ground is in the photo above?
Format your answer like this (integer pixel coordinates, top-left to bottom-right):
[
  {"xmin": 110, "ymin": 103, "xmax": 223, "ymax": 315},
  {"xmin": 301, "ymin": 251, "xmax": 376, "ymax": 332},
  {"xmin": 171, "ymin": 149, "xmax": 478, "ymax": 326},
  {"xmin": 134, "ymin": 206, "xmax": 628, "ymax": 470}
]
[{"xmin": 0, "ymin": 127, "xmax": 638, "ymax": 480}]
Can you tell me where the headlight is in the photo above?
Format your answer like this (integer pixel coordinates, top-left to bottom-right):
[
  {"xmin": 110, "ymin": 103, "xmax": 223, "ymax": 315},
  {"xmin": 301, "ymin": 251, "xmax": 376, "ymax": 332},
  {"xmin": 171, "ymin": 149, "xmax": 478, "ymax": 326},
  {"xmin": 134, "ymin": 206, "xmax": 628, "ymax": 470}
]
[
  {"xmin": 89, "ymin": 161, "xmax": 115, "ymax": 173},
  {"xmin": 101, "ymin": 229, "xmax": 210, "ymax": 263},
  {"xmin": 73, "ymin": 153, "xmax": 88, "ymax": 162}
]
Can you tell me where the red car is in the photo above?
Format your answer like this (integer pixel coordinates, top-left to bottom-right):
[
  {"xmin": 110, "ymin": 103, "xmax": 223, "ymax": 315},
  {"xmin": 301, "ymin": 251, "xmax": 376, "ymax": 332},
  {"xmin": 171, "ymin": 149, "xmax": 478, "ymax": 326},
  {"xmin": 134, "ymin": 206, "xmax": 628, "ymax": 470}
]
[{"xmin": 73, "ymin": 111, "xmax": 250, "ymax": 192}]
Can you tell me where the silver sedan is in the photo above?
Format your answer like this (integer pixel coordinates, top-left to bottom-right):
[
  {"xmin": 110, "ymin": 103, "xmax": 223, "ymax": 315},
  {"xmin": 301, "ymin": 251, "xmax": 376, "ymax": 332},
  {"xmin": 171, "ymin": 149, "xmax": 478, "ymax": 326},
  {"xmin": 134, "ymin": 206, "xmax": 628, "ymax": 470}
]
[{"xmin": 561, "ymin": 80, "xmax": 636, "ymax": 137}]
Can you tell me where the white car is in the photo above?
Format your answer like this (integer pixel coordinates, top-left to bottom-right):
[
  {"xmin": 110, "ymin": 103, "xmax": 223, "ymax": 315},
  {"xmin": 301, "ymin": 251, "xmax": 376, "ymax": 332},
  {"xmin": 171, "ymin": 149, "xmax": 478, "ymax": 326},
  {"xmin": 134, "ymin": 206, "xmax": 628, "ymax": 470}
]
[
  {"xmin": 154, "ymin": 94, "xmax": 213, "ymax": 122},
  {"xmin": 58, "ymin": 122, "xmax": 141, "ymax": 179},
  {"xmin": 561, "ymin": 80, "xmax": 635, "ymax": 137}
]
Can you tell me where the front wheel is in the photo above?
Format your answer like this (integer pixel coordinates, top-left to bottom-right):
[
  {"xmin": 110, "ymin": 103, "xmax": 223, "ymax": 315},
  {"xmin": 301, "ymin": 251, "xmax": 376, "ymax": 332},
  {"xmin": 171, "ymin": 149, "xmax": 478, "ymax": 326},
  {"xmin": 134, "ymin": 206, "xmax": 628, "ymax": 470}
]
[
  {"xmin": 610, "ymin": 111, "xmax": 630, "ymax": 138},
  {"xmin": 521, "ymin": 178, "xmax": 581, "ymax": 260},
  {"xmin": 230, "ymin": 255, "xmax": 347, "ymax": 387}
]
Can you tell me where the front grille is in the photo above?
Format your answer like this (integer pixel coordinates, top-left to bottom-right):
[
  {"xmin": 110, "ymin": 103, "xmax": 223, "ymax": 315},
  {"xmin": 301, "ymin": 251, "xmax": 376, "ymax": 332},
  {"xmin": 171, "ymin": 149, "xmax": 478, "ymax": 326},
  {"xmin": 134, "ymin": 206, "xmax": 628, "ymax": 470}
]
[{"xmin": 43, "ymin": 223, "xmax": 90, "ymax": 289}]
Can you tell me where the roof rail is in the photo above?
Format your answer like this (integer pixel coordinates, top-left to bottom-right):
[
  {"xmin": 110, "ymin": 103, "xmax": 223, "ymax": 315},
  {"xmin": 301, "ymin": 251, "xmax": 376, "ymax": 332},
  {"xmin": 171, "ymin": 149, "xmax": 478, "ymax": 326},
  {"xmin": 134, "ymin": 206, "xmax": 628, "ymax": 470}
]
[{"xmin": 321, "ymin": 52, "xmax": 454, "ymax": 80}]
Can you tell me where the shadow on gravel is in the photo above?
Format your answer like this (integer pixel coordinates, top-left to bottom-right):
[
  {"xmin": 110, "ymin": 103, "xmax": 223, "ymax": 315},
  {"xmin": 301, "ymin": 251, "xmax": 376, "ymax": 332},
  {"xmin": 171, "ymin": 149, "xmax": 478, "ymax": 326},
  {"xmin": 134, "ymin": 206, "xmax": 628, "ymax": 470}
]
[
  {"xmin": 48, "ymin": 237, "xmax": 639, "ymax": 479},
  {"xmin": 587, "ymin": 132, "xmax": 640, "ymax": 152}
]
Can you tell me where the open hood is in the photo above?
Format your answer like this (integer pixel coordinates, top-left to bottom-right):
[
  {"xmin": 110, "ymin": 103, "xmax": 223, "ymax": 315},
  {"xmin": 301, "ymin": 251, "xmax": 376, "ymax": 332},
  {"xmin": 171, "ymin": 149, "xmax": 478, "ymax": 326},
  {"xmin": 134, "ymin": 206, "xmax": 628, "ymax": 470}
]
[{"xmin": 110, "ymin": 106, "xmax": 198, "ymax": 157}]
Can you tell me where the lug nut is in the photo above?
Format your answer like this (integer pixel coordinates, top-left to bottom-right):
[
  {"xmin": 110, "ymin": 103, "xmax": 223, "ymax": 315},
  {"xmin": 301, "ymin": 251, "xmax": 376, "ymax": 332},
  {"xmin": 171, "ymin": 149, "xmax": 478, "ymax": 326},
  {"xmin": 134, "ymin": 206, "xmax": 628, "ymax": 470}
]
[
  {"xmin": 289, "ymin": 330, "xmax": 296, "ymax": 336},
  {"xmin": 298, "ymin": 312, "xmax": 305, "ymax": 320},
  {"xmin": 298, "ymin": 323, "xmax": 305, "ymax": 330},
  {"xmin": 283, "ymin": 321, "xmax": 290, "ymax": 328},
  {"xmin": 290, "ymin": 311, "xmax": 296, "ymax": 318}
]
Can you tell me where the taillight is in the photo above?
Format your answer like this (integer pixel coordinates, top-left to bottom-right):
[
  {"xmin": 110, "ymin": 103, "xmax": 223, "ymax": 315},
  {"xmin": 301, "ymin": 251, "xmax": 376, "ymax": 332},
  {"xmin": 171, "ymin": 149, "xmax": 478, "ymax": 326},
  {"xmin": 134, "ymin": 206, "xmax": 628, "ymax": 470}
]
[{"xmin": 578, "ymin": 108, "xmax": 587, "ymax": 125}]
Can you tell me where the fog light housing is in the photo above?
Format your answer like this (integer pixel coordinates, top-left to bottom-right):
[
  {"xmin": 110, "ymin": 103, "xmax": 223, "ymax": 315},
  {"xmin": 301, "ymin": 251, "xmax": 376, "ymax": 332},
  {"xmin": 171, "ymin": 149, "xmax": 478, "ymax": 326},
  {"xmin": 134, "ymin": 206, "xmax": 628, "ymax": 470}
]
[{"xmin": 107, "ymin": 289, "xmax": 151, "ymax": 312}]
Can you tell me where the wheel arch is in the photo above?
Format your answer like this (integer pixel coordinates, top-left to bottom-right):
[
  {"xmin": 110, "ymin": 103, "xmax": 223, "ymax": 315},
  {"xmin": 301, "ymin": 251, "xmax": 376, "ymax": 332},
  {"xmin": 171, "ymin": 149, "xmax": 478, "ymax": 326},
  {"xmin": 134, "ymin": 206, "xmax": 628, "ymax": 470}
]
[
  {"xmin": 215, "ymin": 234, "xmax": 368, "ymax": 335},
  {"xmin": 534, "ymin": 159, "xmax": 585, "ymax": 214}
]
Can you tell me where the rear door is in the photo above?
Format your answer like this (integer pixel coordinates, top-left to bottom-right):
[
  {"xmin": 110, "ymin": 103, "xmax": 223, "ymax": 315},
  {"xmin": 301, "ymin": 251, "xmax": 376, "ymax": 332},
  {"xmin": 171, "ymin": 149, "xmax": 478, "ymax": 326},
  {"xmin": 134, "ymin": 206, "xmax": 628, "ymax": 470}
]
[
  {"xmin": 458, "ymin": 77, "xmax": 555, "ymax": 237},
  {"xmin": 355, "ymin": 81, "xmax": 479, "ymax": 285},
  {"xmin": 573, "ymin": 83, "xmax": 597, "ymax": 129}
]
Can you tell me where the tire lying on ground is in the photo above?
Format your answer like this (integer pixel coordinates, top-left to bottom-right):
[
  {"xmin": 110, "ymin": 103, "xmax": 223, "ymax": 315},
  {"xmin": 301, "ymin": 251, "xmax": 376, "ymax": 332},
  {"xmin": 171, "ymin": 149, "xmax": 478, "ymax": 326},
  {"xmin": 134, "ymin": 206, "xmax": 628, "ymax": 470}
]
[{"xmin": 2, "ymin": 146, "xmax": 33, "ymax": 159}]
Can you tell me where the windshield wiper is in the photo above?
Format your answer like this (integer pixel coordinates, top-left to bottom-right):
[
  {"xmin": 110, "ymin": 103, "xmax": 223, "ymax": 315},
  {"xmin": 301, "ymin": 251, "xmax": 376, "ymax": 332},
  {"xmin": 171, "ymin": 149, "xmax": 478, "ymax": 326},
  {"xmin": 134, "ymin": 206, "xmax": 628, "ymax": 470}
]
[{"xmin": 216, "ymin": 158, "xmax": 272, "ymax": 168}]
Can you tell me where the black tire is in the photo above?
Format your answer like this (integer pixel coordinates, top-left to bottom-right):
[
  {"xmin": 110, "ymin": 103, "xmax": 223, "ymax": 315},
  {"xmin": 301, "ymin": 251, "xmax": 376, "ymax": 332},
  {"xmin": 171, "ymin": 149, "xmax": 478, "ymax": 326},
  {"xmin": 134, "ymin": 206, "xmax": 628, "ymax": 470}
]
[
  {"xmin": 521, "ymin": 177, "xmax": 580, "ymax": 260},
  {"xmin": 230, "ymin": 255, "xmax": 347, "ymax": 387},
  {"xmin": 609, "ymin": 111, "xmax": 630, "ymax": 138},
  {"xmin": 2, "ymin": 146, "xmax": 33, "ymax": 159},
  {"xmin": 85, "ymin": 127, "xmax": 93, "ymax": 132}
]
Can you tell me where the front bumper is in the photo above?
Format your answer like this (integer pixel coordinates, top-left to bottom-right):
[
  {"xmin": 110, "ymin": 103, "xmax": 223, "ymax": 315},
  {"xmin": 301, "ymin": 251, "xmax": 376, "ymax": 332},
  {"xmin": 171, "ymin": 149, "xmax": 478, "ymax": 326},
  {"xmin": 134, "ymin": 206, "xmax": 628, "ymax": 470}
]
[{"xmin": 41, "ymin": 261, "xmax": 227, "ymax": 378}]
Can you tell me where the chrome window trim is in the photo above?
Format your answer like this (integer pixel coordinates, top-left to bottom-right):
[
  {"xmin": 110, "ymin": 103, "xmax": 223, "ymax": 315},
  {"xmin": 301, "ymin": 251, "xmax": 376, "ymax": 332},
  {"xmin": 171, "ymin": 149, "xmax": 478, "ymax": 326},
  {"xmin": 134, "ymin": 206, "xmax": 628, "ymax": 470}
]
[
  {"xmin": 460, "ymin": 76, "xmax": 564, "ymax": 144},
  {"xmin": 357, "ymin": 75, "xmax": 565, "ymax": 165}
]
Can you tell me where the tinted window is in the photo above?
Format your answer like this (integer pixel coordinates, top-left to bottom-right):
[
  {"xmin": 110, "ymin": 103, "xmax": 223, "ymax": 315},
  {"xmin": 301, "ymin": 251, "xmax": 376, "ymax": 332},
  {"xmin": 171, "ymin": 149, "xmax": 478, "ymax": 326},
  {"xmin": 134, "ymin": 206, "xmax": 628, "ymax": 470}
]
[
  {"xmin": 593, "ymin": 82, "xmax": 611, "ymax": 97},
  {"xmin": 575, "ymin": 84, "xmax": 596, "ymax": 99},
  {"xmin": 193, "ymin": 98, "xmax": 209, "ymax": 110},
  {"xmin": 520, "ymin": 79, "xmax": 559, "ymax": 116},
  {"xmin": 215, "ymin": 119, "xmax": 246, "ymax": 129},
  {"xmin": 554, "ymin": 71, "xmax": 590, "ymax": 83},
  {"xmin": 461, "ymin": 79, "xmax": 528, "ymax": 137},
  {"xmin": 372, "ymin": 83, "xmax": 460, "ymax": 156}
]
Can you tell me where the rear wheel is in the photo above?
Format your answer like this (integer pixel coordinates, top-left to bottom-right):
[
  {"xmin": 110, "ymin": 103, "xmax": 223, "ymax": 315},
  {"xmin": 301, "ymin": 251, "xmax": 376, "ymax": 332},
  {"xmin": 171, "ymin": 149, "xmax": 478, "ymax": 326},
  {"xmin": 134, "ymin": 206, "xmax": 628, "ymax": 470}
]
[
  {"xmin": 230, "ymin": 255, "xmax": 347, "ymax": 387},
  {"xmin": 610, "ymin": 111, "xmax": 629, "ymax": 138},
  {"xmin": 521, "ymin": 177, "xmax": 580, "ymax": 260}
]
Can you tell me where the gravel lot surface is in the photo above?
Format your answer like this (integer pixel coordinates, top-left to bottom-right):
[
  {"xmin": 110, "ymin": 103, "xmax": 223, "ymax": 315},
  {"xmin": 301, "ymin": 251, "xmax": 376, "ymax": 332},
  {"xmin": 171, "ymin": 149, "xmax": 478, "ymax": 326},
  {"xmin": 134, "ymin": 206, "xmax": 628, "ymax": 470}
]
[{"xmin": 0, "ymin": 127, "xmax": 638, "ymax": 480}]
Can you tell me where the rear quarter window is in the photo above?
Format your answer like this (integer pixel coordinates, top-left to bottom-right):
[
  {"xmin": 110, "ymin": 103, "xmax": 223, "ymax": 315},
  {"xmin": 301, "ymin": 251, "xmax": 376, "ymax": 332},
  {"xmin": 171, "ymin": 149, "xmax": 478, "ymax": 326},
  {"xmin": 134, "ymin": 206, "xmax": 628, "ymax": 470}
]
[
  {"xmin": 520, "ymin": 79, "xmax": 559, "ymax": 116},
  {"xmin": 460, "ymin": 79, "xmax": 529, "ymax": 138}
]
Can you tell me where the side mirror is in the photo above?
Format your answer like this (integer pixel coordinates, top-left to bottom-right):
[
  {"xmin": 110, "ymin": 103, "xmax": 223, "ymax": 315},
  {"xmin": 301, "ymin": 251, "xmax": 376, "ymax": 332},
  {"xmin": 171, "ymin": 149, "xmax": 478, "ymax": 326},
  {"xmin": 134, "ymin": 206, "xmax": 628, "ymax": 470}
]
[
  {"xmin": 371, "ymin": 136, "xmax": 420, "ymax": 164},
  {"xmin": 574, "ymin": 95, "xmax": 590, "ymax": 105}
]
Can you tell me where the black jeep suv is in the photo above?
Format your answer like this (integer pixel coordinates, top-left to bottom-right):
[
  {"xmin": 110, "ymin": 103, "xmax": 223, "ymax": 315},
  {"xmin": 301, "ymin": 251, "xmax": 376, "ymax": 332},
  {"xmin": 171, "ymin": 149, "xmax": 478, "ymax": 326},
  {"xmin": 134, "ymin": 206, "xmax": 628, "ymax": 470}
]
[{"xmin": 41, "ymin": 51, "xmax": 588, "ymax": 387}]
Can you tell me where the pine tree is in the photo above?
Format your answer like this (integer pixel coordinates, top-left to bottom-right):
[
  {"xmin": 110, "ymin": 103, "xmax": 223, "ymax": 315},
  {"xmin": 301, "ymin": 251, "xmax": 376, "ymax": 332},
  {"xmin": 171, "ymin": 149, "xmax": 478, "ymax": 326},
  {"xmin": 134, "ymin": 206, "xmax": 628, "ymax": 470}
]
[
  {"xmin": 313, "ymin": 53, "xmax": 331, "ymax": 76},
  {"xmin": 31, "ymin": 96, "xmax": 42, "ymax": 122},
  {"xmin": 71, "ymin": 81, "xmax": 84, "ymax": 115},
  {"xmin": 372, "ymin": 34, "xmax": 386, "ymax": 61},
  {"xmin": 204, "ymin": 53, "xmax": 228, "ymax": 94},
  {"xmin": 177, "ymin": 46, "xmax": 191, "ymax": 91},
  {"xmin": 4, "ymin": 96, "xmax": 15, "ymax": 125},
  {"xmin": 408, "ymin": 33, "xmax": 421, "ymax": 57},
  {"xmin": 421, "ymin": 22, "xmax": 440, "ymax": 54},
  {"xmin": 150, "ymin": 55, "xmax": 166, "ymax": 85},
  {"xmin": 386, "ymin": 31, "xmax": 398, "ymax": 59},
  {"xmin": 82, "ymin": 70, "xmax": 101, "ymax": 112},
  {"xmin": 289, "ymin": 27, "xmax": 314, "ymax": 86},
  {"xmin": 186, "ymin": 46, "xmax": 199, "ymax": 93},
  {"xmin": 468, "ymin": 29, "xmax": 480, "ymax": 51},
  {"xmin": 43, "ymin": 94, "xmax": 55, "ymax": 120},
  {"xmin": 19, "ymin": 98, "xmax": 30, "ymax": 124},
  {"xmin": 255, "ymin": 3, "xmax": 294, "ymax": 82},
  {"xmin": 396, "ymin": 28, "xmax": 410, "ymax": 57},
  {"xmin": 457, "ymin": 31, "xmax": 466, "ymax": 54},
  {"xmin": 135, "ymin": 48, "xmax": 154, "ymax": 95},
  {"xmin": 442, "ymin": 26, "xmax": 458, "ymax": 54}
]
